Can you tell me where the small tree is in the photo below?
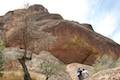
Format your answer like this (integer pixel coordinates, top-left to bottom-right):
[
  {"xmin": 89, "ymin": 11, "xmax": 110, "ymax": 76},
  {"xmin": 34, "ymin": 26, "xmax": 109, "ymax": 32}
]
[{"xmin": 40, "ymin": 59, "xmax": 64, "ymax": 80}]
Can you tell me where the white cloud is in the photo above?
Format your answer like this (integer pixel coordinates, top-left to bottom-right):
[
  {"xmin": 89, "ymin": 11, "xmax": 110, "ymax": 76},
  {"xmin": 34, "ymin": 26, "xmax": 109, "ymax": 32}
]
[
  {"xmin": 0, "ymin": 0, "xmax": 26, "ymax": 15},
  {"xmin": 112, "ymin": 32, "xmax": 120, "ymax": 44},
  {"xmin": 94, "ymin": 13, "xmax": 117, "ymax": 37},
  {"xmin": 39, "ymin": 0, "xmax": 89, "ymax": 22}
]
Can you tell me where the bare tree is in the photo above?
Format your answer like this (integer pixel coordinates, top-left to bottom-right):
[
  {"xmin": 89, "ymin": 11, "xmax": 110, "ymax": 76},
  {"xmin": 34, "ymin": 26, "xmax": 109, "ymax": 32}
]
[
  {"xmin": 0, "ymin": 3, "xmax": 32, "ymax": 80},
  {"xmin": 18, "ymin": 3, "xmax": 32, "ymax": 80}
]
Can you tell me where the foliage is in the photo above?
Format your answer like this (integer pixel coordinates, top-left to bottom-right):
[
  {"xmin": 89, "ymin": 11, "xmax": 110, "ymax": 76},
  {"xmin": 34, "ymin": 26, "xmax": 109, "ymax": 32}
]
[
  {"xmin": 0, "ymin": 40, "xmax": 5, "ymax": 77},
  {"xmin": 113, "ymin": 57, "xmax": 120, "ymax": 67},
  {"xmin": 39, "ymin": 59, "xmax": 65, "ymax": 80},
  {"xmin": 0, "ymin": 40, "xmax": 4, "ymax": 51}
]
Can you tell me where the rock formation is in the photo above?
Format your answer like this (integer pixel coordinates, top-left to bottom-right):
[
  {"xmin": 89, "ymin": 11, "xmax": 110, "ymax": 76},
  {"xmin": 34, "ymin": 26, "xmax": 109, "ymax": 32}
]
[
  {"xmin": 86, "ymin": 67, "xmax": 120, "ymax": 80},
  {"xmin": 0, "ymin": 4, "xmax": 120, "ymax": 65}
]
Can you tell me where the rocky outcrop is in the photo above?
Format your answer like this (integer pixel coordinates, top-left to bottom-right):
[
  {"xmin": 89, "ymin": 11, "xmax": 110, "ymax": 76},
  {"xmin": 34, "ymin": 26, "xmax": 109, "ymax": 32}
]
[
  {"xmin": 3, "ymin": 48, "xmax": 62, "ymax": 69},
  {"xmin": 0, "ymin": 4, "xmax": 120, "ymax": 65},
  {"xmin": 26, "ymin": 51, "xmax": 64, "ymax": 72},
  {"xmin": 28, "ymin": 4, "xmax": 48, "ymax": 13},
  {"xmin": 81, "ymin": 23, "xmax": 94, "ymax": 31}
]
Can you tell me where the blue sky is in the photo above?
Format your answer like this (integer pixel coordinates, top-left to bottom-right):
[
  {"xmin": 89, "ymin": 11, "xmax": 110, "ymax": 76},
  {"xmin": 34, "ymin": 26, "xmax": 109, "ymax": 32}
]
[
  {"xmin": 88, "ymin": 0, "xmax": 120, "ymax": 42},
  {"xmin": 0, "ymin": 0, "xmax": 120, "ymax": 44}
]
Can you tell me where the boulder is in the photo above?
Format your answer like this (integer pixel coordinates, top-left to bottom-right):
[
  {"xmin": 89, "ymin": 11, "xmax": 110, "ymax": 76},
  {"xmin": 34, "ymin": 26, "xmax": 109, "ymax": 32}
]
[{"xmin": 28, "ymin": 4, "xmax": 48, "ymax": 14}]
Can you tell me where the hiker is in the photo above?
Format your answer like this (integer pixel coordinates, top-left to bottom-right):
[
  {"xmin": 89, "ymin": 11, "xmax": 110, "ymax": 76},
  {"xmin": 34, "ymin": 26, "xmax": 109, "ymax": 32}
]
[
  {"xmin": 82, "ymin": 69, "xmax": 89, "ymax": 79},
  {"xmin": 77, "ymin": 68, "xmax": 83, "ymax": 80}
]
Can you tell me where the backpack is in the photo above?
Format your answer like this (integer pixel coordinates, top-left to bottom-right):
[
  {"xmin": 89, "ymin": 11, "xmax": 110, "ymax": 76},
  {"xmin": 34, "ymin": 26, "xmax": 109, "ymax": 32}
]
[{"xmin": 77, "ymin": 70, "xmax": 82, "ymax": 77}]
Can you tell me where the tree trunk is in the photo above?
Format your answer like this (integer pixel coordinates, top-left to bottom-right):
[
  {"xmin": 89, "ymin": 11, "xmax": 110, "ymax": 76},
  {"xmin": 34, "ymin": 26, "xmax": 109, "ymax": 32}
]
[
  {"xmin": 46, "ymin": 76, "xmax": 49, "ymax": 80},
  {"xmin": 18, "ymin": 57, "xmax": 32, "ymax": 80}
]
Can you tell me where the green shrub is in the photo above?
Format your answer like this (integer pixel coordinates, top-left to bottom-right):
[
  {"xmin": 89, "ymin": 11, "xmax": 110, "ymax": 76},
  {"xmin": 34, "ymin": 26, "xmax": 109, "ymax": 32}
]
[
  {"xmin": 0, "ymin": 40, "xmax": 5, "ymax": 77},
  {"xmin": 39, "ymin": 59, "xmax": 65, "ymax": 80},
  {"xmin": 113, "ymin": 57, "xmax": 120, "ymax": 67}
]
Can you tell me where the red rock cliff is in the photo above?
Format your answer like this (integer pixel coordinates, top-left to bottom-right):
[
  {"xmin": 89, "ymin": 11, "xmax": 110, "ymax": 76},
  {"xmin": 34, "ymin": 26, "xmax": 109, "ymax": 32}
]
[{"xmin": 0, "ymin": 4, "xmax": 120, "ymax": 65}]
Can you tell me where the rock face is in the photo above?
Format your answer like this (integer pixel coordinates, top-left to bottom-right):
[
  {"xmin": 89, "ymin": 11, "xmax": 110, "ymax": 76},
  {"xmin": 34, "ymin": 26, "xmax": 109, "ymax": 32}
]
[
  {"xmin": 86, "ymin": 67, "xmax": 120, "ymax": 80},
  {"xmin": 3, "ymin": 48, "xmax": 62, "ymax": 70},
  {"xmin": 0, "ymin": 4, "xmax": 120, "ymax": 65}
]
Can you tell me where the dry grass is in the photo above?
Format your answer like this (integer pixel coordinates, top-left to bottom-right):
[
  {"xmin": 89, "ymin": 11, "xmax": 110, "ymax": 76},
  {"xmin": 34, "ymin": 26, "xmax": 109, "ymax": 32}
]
[
  {"xmin": 0, "ymin": 70, "xmax": 46, "ymax": 80},
  {"xmin": 92, "ymin": 55, "xmax": 114, "ymax": 73},
  {"xmin": 87, "ymin": 67, "xmax": 120, "ymax": 80}
]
